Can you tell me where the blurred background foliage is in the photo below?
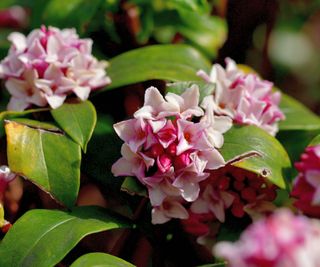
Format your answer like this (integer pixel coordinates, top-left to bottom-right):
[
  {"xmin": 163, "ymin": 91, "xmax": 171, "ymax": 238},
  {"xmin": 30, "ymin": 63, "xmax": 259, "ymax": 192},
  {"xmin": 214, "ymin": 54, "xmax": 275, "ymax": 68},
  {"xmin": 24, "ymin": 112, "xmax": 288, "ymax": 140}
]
[{"xmin": 1, "ymin": 0, "xmax": 319, "ymax": 112}]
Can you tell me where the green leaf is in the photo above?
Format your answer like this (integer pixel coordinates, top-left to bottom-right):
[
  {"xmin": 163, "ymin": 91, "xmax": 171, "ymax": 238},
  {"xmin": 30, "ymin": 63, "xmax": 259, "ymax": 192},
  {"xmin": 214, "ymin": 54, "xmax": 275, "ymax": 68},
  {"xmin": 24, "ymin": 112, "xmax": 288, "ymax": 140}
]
[
  {"xmin": 5, "ymin": 119, "xmax": 81, "ymax": 208},
  {"xmin": 220, "ymin": 125, "xmax": 291, "ymax": 189},
  {"xmin": 70, "ymin": 252, "xmax": 135, "ymax": 267},
  {"xmin": 107, "ymin": 44, "xmax": 211, "ymax": 90},
  {"xmin": 0, "ymin": 206, "xmax": 131, "ymax": 267},
  {"xmin": 121, "ymin": 177, "xmax": 147, "ymax": 197},
  {"xmin": 81, "ymin": 114, "xmax": 122, "ymax": 188},
  {"xmin": 279, "ymin": 92, "xmax": 320, "ymax": 131},
  {"xmin": 167, "ymin": 0, "xmax": 210, "ymax": 13},
  {"xmin": 309, "ymin": 134, "xmax": 320, "ymax": 146},
  {"xmin": 277, "ymin": 130, "xmax": 319, "ymax": 163},
  {"xmin": 177, "ymin": 10, "xmax": 227, "ymax": 58},
  {"xmin": 0, "ymin": 108, "xmax": 49, "ymax": 137},
  {"xmin": 42, "ymin": 0, "xmax": 103, "ymax": 33},
  {"xmin": 51, "ymin": 100, "xmax": 97, "ymax": 152}
]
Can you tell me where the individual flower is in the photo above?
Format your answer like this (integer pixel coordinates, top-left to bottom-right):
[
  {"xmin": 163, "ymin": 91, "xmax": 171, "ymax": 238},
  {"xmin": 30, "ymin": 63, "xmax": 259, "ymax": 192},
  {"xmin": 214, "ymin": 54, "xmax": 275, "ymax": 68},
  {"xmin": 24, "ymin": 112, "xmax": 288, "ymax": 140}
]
[
  {"xmin": 112, "ymin": 86, "xmax": 232, "ymax": 224},
  {"xmin": 197, "ymin": 58, "xmax": 285, "ymax": 136},
  {"xmin": 292, "ymin": 145, "xmax": 320, "ymax": 217},
  {"xmin": 214, "ymin": 209, "xmax": 320, "ymax": 267},
  {"xmin": 0, "ymin": 166, "xmax": 16, "ymax": 199},
  {"xmin": 0, "ymin": 25, "xmax": 110, "ymax": 110},
  {"xmin": 190, "ymin": 165, "xmax": 277, "ymax": 224}
]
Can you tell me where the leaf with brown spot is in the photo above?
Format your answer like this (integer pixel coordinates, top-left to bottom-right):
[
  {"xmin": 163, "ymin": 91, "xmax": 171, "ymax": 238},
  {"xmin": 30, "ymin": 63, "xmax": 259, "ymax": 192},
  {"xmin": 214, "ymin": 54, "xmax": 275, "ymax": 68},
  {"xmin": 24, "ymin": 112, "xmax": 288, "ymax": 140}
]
[{"xmin": 5, "ymin": 119, "xmax": 81, "ymax": 208}]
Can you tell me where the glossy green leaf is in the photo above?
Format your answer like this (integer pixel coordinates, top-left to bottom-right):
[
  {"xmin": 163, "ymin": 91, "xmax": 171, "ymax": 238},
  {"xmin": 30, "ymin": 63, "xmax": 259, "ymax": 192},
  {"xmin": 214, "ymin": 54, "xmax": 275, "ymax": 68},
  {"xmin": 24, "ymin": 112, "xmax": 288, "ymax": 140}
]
[
  {"xmin": 5, "ymin": 119, "xmax": 81, "ymax": 208},
  {"xmin": 279, "ymin": 92, "xmax": 320, "ymax": 131},
  {"xmin": 42, "ymin": 0, "xmax": 103, "ymax": 33},
  {"xmin": 309, "ymin": 134, "xmax": 320, "ymax": 146},
  {"xmin": 71, "ymin": 252, "xmax": 135, "ymax": 267},
  {"xmin": 81, "ymin": 114, "xmax": 122, "ymax": 188},
  {"xmin": 51, "ymin": 100, "xmax": 97, "ymax": 152},
  {"xmin": 121, "ymin": 177, "xmax": 147, "ymax": 197},
  {"xmin": 107, "ymin": 44, "xmax": 211, "ymax": 90},
  {"xmin": 220, "ymin": 125, "xmax": 291, "ymax": 189},
  {"xmin": 277, "ymin": 130, "xmax": 319, "ymax": 163},
  {"xmin": 0, "ymin": 206, "xmax": 131, "ymax": 267},
  {"xmin": 0, "ymin": 108, "xmax": 49, "ymax": 137},
  {"xmin": 177, "ymin": 10, "xmax": 227, "ymax": 58}
]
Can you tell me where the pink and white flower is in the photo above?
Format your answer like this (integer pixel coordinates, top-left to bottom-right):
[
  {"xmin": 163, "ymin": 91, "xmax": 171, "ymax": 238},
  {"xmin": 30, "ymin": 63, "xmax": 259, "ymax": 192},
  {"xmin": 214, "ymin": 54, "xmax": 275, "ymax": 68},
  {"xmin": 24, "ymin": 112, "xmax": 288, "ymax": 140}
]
[
  {"xmin": 112, "ymin": 86, "xmax": 232, "ymax": 224},
  {"xmin": 197, "ymin": 58, "xmax": 285, "ymax": 136},
  {"xmin": 190, "ymin": 165, "xmax": 277, "ymax": 224},
  {"xmin": 0, "ymin": 25, "xmax": 110, "ymax": 110},
  {"xmin": 292, "ymin": 145, "xmax": 320, "ymax": 217},
  {"xmin": 0, "ymin": 166, "xmax": 16, "ymax": 197},
  {"xmin": 214, "ymin": 209, "xmax": 320, "ymax": 267}
]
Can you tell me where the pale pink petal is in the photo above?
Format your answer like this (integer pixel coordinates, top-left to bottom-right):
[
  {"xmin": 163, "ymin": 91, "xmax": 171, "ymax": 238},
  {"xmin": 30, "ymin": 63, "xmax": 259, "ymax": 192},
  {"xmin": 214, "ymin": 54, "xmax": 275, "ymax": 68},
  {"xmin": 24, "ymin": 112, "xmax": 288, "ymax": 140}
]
[
  {"xmin": 45, "ymin": 94, "xmax": 66, "ymax": 109},
  {"xmin": 148, "ymin": 186, "xmax": 166, "ymax": 206},
  {"xmin": 111, "ymin": 157, "xmax": 135, "ymax": 177},
  {"xmin": 5, "ymin": 78, "xmax": 27, "ymax": 98},
  {"xmin": 165, "ymin": 200, "xmax": 189, "ymax": 219},
  {"xmin": 149, "ymin": 119, "xmax": 166, "ymax": 133},
  {"xmin": 199, "ymin": 149, "xmax": 225, "ymax": 170},
  {"xmin": 180, "ymin": 182, "xmax": 200, "ymax": 202},
  {"xmin": 7, "ymin": 97, "xmax": 29, "ymax": 111},
  {"xmin": 151, "ymin": 207, "xmax": 171, "ymax": 224},
  {"xmin": 165, "ymin": 85, "xmax": 203, "ymax": 118},
  {"xmin": 73, "ymin": 86, "xmax": 91, "ymax": 101},
  {"xmin": 8, "ymin": 32, "xmax": 27, "ymax": 53},
  {"xmin": 134, "ymin": 86, "xmax": 178, "ymax": 119},
  {"xmin": 196, "ymin": 69, "xmax": 211, "ymax": 83},
  {"xmin": 46, "ymin": 35, "xmax": 61, "ymax": 62}
]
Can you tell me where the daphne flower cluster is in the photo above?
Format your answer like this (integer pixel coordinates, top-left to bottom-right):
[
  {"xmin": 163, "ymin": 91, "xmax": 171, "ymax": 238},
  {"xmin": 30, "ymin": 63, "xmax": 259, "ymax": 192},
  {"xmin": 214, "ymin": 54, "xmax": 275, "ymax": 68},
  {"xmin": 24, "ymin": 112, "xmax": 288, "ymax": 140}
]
[
  {"xmin": 197, "ymin": 58, "xmax": 285, "ymax": 136},
  {"xmin": 292, "ymin": 145, "xmax": 320, "ymax": 217},
  {"xmin": 191, "ymin": 165, "xmax": 277, "ymax": 222},
  {"xmin": 112, "ymin": 86, "xmax": 232, "ymax": 224},
  {"xmin": 0, "ymin": 25, "xmax": 110, "ymax": 110},
  {"xmin": 214, "ymin": 209, "xmax": 320, "ymax": 267},
  {"xmin": 182, "ymin": 165, "xmax": 277, "ymax": 240}
]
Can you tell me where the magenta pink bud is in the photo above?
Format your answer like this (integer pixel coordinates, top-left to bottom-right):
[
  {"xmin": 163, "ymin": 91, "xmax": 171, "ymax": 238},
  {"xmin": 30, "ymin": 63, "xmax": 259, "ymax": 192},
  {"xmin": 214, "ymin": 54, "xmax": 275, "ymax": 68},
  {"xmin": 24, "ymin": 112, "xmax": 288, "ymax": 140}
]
[
  {"xmin": 174, "ymin": 152, "xmax": 191, "ymax": 170},
  {"xmin": 150, "ymin": 143, "xmax": 164, "ymax": 158},
  {"xmin": 157, "ymin": 154, "xmax": 172, "ymax": 173}
]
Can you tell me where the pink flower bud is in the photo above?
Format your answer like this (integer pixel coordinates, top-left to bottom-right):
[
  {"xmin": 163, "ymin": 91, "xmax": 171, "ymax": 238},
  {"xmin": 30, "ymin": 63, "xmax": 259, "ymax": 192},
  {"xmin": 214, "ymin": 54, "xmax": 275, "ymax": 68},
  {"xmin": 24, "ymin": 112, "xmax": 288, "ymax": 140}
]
[{"xmin": 292, "ymin": 145, "xmax": 320, "ymax": 217}]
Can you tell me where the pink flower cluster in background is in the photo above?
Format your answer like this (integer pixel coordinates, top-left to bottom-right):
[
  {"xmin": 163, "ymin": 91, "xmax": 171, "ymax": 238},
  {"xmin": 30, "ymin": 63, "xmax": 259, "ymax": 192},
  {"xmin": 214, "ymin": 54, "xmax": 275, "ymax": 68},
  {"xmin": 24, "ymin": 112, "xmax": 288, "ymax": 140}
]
[
  {"xmin": 112, "ymin": 86, "xmax": 232, "ymax": 224},
  {"xmin": 214, "ymin": 209, "xmax": 320, "ymax": 267},
  {"xmin": 0, "ymin": 25, "xmax": 110, "ymax": 110},
  {"xmin": 182, "ymin": 165, "xmax": 277, "ymax": 239},
  {"xmin": 197, "ymin": 58, "xmax": 285, "ymax": 136},
  {"xmin": 292, "ymin": 145, "xmax": 320, "ymax": 217},
  {"xmin": 191, "ymin": 165, "xmax": 277, "ymax": 222}
]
